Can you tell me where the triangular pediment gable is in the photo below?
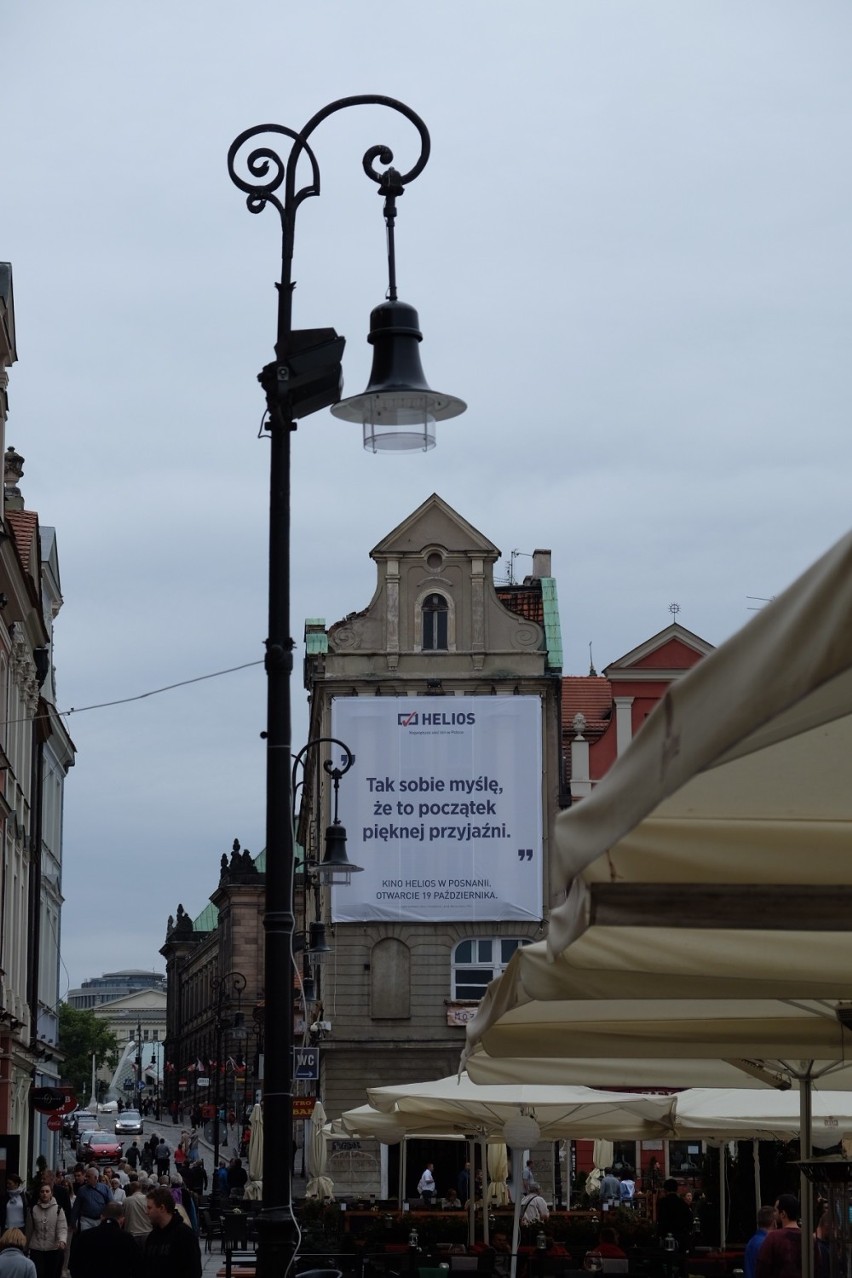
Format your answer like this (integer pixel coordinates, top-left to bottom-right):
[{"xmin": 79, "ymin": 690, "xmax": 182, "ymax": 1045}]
[
  {"xmin": 605, "ymin": 623, "xmax": 714, "ymax": 677},
  {"xmin": 96, "ymin": 988, "xmax": 167, "ymax": 1013},
  {"xmin": 371, "ymin": 493, "xmax": 499, "ymax": 561}
]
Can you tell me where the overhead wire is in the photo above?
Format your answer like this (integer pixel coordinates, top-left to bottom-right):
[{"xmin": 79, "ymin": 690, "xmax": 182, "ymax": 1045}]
[{"xmin": 0, "ymin": 659, "xmax": 265, "ymax": 731}]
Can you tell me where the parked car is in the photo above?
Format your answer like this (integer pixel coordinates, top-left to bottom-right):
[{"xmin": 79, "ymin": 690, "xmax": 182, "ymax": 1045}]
[
  {"xmin": 67, "ymin": 1110, "xmax": 97, "ymax": 1143},
  {"xmin": 78, "ymin": 1130, "xmax": 123, "ymax": 1163},
  {"xmin": 115, "ymin": 1109, "xmax": 143, "ymax": 1136}
]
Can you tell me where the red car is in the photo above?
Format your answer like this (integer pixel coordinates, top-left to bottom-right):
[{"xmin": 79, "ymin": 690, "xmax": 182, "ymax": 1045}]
[{"xmin": 78, "ymin": 1130, "xmax": 123, "ymax": 1164}]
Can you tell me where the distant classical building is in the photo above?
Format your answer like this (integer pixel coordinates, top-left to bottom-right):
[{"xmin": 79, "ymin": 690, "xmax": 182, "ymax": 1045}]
[
  {"xmin": 91, "ymin": 986, "xmax": 168, "ymax": 1106},
  {"xmin": 67, "ymin": 969, "xmax": 166, "ymax": 1011}
]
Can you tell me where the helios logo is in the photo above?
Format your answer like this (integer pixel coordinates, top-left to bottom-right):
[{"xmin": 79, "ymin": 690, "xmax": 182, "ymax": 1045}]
[{"xmin": 398, "ymin": 710, "xmax": 475, "ymax": 727}]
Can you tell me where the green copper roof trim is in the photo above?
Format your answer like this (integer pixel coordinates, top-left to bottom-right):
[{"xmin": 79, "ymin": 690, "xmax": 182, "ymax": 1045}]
[
  {"xmin": 541, "ymin": 578, "xmax": 563, "ymax": 672},
  {"xmin": 191, "ymin": 844, "xmax": 298, "ymax": 931},
  {"xmin": 304, "ymin": 619, "xmax": 328, "ymax": 655},
  {"xmin": 193, "ymin": 901, "xmax": 219, "ymax": 932}
]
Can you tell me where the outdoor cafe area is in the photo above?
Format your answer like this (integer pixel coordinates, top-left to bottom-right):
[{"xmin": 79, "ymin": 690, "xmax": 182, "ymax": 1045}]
[{"xmin": 201, "ymin": 1199, "xmax": 745, "ymax": 1278}]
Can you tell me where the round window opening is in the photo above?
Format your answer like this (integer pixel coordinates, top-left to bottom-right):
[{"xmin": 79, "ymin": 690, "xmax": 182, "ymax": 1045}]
[{"xmin": 426, "ymin": 552, "xmax": 443, "ymax": 571}]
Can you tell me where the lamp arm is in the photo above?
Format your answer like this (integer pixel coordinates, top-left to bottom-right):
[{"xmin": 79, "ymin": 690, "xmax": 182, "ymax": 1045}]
[
  {"xmin": 290, "ymin": 736, "xmax": 355, "ymax": 806},
  {"xmin": 227, "ymin": 96, "xmax": 430, "ymax": 349}
]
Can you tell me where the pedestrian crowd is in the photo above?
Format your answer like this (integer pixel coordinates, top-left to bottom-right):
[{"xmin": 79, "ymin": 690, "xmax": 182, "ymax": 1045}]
[{"xmin": 0, "ymin": 1126, "xmax": 218, "ymax": 1278}]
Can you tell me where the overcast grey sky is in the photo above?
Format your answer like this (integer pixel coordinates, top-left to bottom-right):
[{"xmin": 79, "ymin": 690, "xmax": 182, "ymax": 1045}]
[{"xmin": 5, "ymin": 2, "xmax": 852, "ymax": 995}]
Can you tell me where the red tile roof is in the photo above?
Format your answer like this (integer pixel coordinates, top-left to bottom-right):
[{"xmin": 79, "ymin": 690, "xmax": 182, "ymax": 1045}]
[
  {"xmin": 5, "ymin": 509, "xmax": 38, "ymax": 573},
  {"xmin": 562, "ymin": 676, "xmax": 613, "ymax": 736},
  {"xmin": 496, "ymin": 585, "xmax": 544, "ymax": 625}
]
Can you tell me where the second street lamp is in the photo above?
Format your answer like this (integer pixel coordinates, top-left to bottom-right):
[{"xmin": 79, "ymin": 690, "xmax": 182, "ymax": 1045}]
[{"xmin": 228, "ymin": 96, "xmax": 464, "ymax": 1278}]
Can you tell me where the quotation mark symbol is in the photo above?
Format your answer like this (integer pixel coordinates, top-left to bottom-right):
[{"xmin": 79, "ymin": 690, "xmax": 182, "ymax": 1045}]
[{"xmin": 517, "ymin": 848, "xmax": 533, "ymax": 862}]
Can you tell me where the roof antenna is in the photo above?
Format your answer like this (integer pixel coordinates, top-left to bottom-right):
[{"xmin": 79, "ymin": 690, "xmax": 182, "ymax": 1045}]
[{"xmin": 588, "ymin": 642, "xmax": 597, "ymax": 678}]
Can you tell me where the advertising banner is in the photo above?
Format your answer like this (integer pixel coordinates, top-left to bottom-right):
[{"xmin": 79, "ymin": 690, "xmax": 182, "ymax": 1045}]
[{"xmin": 331, "ymin": 695, "xmax": 543, "ymax": 923}]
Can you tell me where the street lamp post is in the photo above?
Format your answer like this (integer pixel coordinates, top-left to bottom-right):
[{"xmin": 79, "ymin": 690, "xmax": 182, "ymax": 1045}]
[
  {"xmin": 149, "ymin": 1051, "xmax": 160, "ymax": 1119},
  {"xmin": 228, "ymin": 96, "xmax": 464, "ymax": 1278},
  {"xmin": 135, "ymin": 1016, "xmax": 143, "ymax": 1110},
  {"xmin": 212, "ymin": 970, "xmax": 247, "ymax": 1189}
]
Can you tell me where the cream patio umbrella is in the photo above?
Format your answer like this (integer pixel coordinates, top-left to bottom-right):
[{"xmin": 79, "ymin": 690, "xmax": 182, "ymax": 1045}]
[
  {"xmin": 367, "ymin": 1072, "xmax": 679, "ymax": 1140},
  {"xmin": 464, "ymin": 530, "xmax": 852, "ymax": 1278},
  {"xmin": 305, "ymin": 1100, "xmax": 334, "ymax": 1200},
  {"xmin": 546, "ymin": 526, "xmax": 852, "ymax": 959},
  {"xmin": 247, "ymin": 1102, "xmax": 263, "ymax": 1195}
]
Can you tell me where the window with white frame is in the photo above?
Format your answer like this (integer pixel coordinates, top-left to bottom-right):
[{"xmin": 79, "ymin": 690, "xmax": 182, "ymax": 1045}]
[{"xmin": 451, "ymin": 938, "xmax": 531, "ymax": 1001}]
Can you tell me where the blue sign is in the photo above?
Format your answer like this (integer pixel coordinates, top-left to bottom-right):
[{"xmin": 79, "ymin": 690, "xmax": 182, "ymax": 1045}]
[
  {"xmin": 136, "ymin": 1081, "xmax": 145, "ymax": 1091},
  {"xmin": 292, "ymin": 1047, "xmax": 319, "ymax": 1080}
]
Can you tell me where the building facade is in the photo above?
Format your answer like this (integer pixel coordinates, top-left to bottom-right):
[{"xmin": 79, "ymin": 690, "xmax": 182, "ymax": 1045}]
[
  {"xmin": 160, "ymin": 843, "xmax": 267, "ymax": 1129},
  {"xmin": 159, "ymin": 494, "xmax": 716, "ymax": 1199},
  {"xmin": 298, "ymin": 495, "xmax": 564, "ymax": 1194},
  {"xmin": 0, "ymin": 264, "xmax": 75, "ymax": 1171}
]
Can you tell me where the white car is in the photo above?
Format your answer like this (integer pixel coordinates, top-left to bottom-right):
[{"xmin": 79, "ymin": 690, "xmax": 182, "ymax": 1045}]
[{"xmin": 115, "ymin": 1109, "xmax": 144, "ymax": 1136}]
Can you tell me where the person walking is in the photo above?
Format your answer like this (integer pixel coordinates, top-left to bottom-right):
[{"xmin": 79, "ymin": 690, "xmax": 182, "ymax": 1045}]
[
  {"xmin": 142, "ymin": 1187, "xmax": 201, "ymax": 1278},
  {"xmin": 745, "ymin": 1206, "xmax": 777, "ymax": 1278},
  {"xmin": 70, "ymin": 1170, "xmax": 112, "ymax": 1235},
  {"xmin": 0, "ymin": 1178, "xmax": 31, "ymax": 1236},
  {"xmin": 122, "ymin": 1184, "xmax": 152, "ymax": 1250},
  {"xmin": 154, "ymin": 1139, "xmax": 171, "ymax": 1179},
  {"xmin": 656, "ymin": 1179, "xmax": 694, "ymax": 1254},
  {"xmin": 0, "ymin": 1229, "xmax": 36, "ymax": 1278},
  {"xmin": 757, "ymin": 1195, "xmax": 802, "ymax": 1278},
  {"xmin": 126, "ymin": 1143, "xmax": 142, "ymax": 1171},
  {"xmin": 69, "ymin": 1202, "xmax": 142, "ymax": 1278},
  {"xmin": 522, "ymin": 1161, "xmax": 540, "ymax": 1194},
  {"xmin": 417, "ymin": 1163, "xmax": 436, "ymax": 1207},
  {"xmin": 27, "ymin": 1184, "xmax": 67, "ymax": 1278}
]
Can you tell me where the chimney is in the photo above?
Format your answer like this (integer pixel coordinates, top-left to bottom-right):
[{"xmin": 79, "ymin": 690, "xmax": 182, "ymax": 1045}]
[{"xmin": 531, "ymin": 548, "xmax": 551, "ymax": 579}]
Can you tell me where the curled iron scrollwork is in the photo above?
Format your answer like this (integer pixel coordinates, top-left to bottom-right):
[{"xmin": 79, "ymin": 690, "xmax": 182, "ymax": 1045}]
[{"xmin": 227, "ymin": 95, "xmax": 430, "ymax": 233}]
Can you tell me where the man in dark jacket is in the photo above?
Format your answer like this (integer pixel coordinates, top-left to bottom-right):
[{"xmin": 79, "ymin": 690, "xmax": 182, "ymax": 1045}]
[
  {"xmin": 69, "ymin": 1202, "xmax": 142, "ymax": 1278},
  {"xmin": 143, "ymin": 1187, "xmax": 201, "ymax": 1278},
  {"xmin": 656, "ymin": 1178, "xmax": 694, "ymax": 1253}
]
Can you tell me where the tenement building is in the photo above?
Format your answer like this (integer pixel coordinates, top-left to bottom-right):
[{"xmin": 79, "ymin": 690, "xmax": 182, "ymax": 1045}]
[{"xmin": 297, "ymin": 494, "xmax": 564, "ymax": 1191}]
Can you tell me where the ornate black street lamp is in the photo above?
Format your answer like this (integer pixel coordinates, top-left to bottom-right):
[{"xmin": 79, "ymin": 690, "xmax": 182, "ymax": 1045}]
[
  {"xmin": 228, "ymin": 97, "xmax": 464, "ymax": 1277},
  {"xmin": 211, "ymin": 969, "xmax": 247, "ymax": 1186}
]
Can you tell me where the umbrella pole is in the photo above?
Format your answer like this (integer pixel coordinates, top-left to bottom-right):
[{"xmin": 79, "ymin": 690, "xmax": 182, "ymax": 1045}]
[
  {"xmin": 482, "ymin": 1137, "xmax": 489, "ymax": 1246},
  {"xmin": 800, "ymin": 1065, "xmax": 814, "ymax": 1278},
  {"xmin": 400, "ymin": 1136, "xmax": 407, "ymax": 1211},
  {"xmin": 719, "ymin": 1144, "xmax": 726, "ymax": 1252},
  {"xmin": 509, "ymin": 1150, "xmax": 523, "ymax": 1278},
  {"xmin": 753, "ymin": 1139, "xmax": 761, "ymax": 1220},
  {"xmin": 468, "ymin": 1137, "xmax": 476, "ymax": 1248}
]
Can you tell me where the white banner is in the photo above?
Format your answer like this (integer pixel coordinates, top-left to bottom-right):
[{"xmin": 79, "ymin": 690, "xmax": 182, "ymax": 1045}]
[{"xmin": 330, "ymin": 696, "xmax": 543, "ymax": 922}]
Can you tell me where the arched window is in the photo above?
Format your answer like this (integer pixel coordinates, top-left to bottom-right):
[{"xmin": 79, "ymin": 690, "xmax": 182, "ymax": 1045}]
[
  {"xmin": 371, "ymin": 938, "xmax": 411, "ymax": 1018},
  {"xmin": 422, "ymin": 593, "xmax": 449, "ymax": 651},
  {"xmin": 451, "ymin": 938, "xmax": 531, "ymax": 1001}
]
